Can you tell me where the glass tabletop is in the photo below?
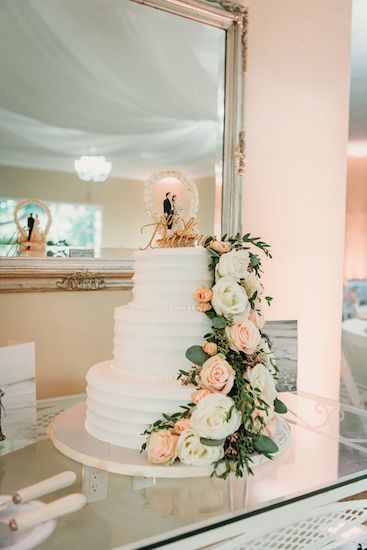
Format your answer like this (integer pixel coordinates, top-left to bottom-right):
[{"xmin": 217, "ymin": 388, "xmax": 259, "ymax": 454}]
[{"xmin": 1, "ymin": 391, "xmax": 367, "ymax": 550}]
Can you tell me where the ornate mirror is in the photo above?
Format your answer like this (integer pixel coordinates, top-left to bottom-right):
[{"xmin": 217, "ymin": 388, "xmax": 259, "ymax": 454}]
[{"xmin": 0, "ymin": 0, "xmax": 246, "ymax": 292}]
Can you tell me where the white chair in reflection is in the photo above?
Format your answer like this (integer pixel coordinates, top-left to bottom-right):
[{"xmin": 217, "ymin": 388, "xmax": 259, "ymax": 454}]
[{"xmin": 341, "ymin": 319, "xmax": 367, "ymax": 408}]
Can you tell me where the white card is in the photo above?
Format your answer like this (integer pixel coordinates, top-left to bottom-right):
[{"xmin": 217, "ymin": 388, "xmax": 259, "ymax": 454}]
[{"xmin": 0, "ymin": 342, "xmax": 37, "ymax": 455}]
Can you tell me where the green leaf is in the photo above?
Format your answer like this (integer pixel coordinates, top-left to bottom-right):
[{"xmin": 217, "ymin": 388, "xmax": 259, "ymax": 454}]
[
  {"xmin": 274, "ymin": 398, "xmax": 288, "ymax": 414},
  {"xmin": 200, "ymin": 437, "xmax": 226, "ymax": 447},
  {"xmin": 250, "ymin": 255, "xmax": 260, "ymax": 267},
  {"xmin": 253, "ymin": 435, "xmax": 279, "ymax": 454},
  {"xmin": 205, "ymin": 309, "xmax": 216, "ymax": 319},
  {"xmin": 226, "ymin": 404, "xmax": 234, "ymax": 421},
  {"xmin": 211, "ymin": 316, "xmax": 226, "ymax": 329},
  {"xmin": 185, "ymin": 345, "xmax": 210, "ymax": 366}
]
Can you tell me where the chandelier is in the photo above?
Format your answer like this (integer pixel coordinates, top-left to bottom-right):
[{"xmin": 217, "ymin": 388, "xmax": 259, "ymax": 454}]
[{"xmin": 74, "ymin": 155, "xmax": 112, "ymax": 182}]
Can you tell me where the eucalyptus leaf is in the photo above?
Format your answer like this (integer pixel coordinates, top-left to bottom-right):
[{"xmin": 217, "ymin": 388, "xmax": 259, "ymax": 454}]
[
  {"xmin": 253, "ymin": 435, "xmax": 278, "ymax": 454},
  {"xmin": 200, "ymin": 437, "xmax": 226, "ymax": 447},
  {"xmin": 211, "ymin": 316, "xmax": 226, "ymax": 329},
  {"xmin": 250, "ymin": 255, "xmax": 260, "ymax": 267},
  {"xmin": 274, "ymin": 398, "xmax": 288, "ymax": 414},
  {"xmin": 185, "ymin": 345, "xmax": 210, "ymax": 366},
  {"xmin": 205, "ymin": 310, "xmax": 216, "ymax": 319}
]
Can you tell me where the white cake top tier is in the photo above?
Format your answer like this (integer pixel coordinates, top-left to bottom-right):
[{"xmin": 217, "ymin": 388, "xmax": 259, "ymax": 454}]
[{"xmin": 132, "ymin": 247, "xmax": 212, "ymax": 308}]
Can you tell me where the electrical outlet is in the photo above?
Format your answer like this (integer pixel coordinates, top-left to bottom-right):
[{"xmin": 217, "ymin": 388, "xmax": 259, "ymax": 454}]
[
  {"xmin": 132, "ymin": 476, "xmax": 156, "ymax": 491},
  {"xmin": 82, "ymin": 466, "xmax": 108, "ymax": 502}
]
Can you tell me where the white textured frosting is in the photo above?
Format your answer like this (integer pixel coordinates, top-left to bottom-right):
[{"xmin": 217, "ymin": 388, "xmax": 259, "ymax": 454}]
[
  {"xmin": 85, "ymin": 246, "xmax": 213, "ymax": 449},
  {"xmin": 113, "ymin": 304, "xmax": 210, "ymax": 378},
  {"xmin": 132, "ymin": 247, "xmax": 212, "ymax": 307},
  {"xmin": 85, "ymin": 361, "xmax": 192, "ymax": 449}
]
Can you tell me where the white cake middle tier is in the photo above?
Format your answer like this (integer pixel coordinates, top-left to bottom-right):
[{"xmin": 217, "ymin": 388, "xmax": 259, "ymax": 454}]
[{"xmin": 113, "ymin": 304, "xmax": 210, "ymax": 379}]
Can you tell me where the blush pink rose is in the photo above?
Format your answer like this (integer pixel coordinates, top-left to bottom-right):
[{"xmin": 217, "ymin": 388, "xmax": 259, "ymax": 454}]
[
  {"xmin": 225, "ymin": 319, "xmax": 261, "ymax": 354},
  {"xmin": 191, "ymin": 388, "xmax": 212, "ymax": 404},
  {"xmin": 200, "ymin": 354, "xmax": 235, "ymax": 394},
  {"xmin": 209, "ymin": 240, "xmax": 231, "ymax": 254},
  {"xmin": 203, "ymin": 342, "xmax": 218, "ymax": 356},
  {"xmin": 249, "ymin": 307, "xmax": 265, "ymax": 329},
  {"xmin": 194, "ymin": 287, "xmax": 213, "ymax": 303},
  {"xmin": 197, "ymin": 302, "xmax": 212, "ymax": 313},
  {"xmin": 147, "ymin": 429, "xmax": 178, "ymax": 465},
  {"xmin": 173, "ymin": 418, "xmax": 192, "ymax": 434}
]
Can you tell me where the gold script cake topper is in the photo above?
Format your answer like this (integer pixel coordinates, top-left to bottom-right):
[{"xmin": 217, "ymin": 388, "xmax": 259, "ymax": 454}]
[{"xmin": 140, "ymin": 216, "xmax": 208, "ymax": 250}]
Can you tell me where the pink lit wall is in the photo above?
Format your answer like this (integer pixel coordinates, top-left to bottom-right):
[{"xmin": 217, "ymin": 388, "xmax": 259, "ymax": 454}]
[
  {"xmin": 243, "ymin": 0, "xmax": 352, "ymax": 399},
  {"xmin": 344, "ymin": 156, "xmax": 367, "ymax": 281}
]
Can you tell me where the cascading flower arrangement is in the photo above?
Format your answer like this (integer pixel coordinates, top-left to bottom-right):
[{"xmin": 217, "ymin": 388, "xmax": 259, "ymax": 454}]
[{"xmin": 141, "ymin": 233, "xmax": 287, "ymax": 478}]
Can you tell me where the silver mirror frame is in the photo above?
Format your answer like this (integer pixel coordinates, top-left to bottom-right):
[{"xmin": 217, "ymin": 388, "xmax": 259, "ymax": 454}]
[{"xmin": 0, "ymin": 0, "xmax": 247, "ymax": 293}]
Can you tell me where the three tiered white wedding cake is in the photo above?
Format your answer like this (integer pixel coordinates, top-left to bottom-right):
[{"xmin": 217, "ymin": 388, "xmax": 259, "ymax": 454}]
[{"xmin": 85, "ymin": 246, "xmax": 212, "ymax": 449}]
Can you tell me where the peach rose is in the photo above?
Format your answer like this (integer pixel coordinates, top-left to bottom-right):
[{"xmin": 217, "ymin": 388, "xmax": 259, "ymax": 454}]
[
  {"xmin": 200, "ymin": 354, "xmax": 235, "ymax": 394},
  {"xmin": 194, "ymin": 287, "xmax": 213, "ymax": 303},
  {"xmin": 147, "ymin": 429, "xmax": 178, "ymax": 465},
  {"xmin": 203, "ymin": 342, "xmax": 217, "ymax": 356},
  {"xmin": 249, "ymin": 307, "xmax": 265, "ymax": 329},
  {"xmin": 191, "ymin": 388, "xmax": 212, "ymax": 404},
  {"xmin": 197, "ymin": 302, "xmax": 212, "ymax": 313},
  {"xmin": 225, "ymin": 319, "xmax": 261, "ymax": 354},
  {"xmin": 173, "ymin": 418, "xmax": 192, "ymax": 434},
  {"xmin": 209, "ymin": 240, "xmax": 231, "ymax": 254}
]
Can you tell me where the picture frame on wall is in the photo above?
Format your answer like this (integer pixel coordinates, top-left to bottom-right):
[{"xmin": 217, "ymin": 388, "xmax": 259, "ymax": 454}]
[
  {"xmin": 0, "ymin": 342, "xmax": 37, "ymax": 455},
  {"xmin": 265, "ymin": 320, "xmax": 298, "ymax": 392}
]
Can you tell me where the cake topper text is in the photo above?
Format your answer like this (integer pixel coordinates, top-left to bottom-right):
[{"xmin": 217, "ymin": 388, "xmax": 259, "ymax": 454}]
[{"xmin": 140, "ymin": 216, "xmax": 209, "ymax": 249}]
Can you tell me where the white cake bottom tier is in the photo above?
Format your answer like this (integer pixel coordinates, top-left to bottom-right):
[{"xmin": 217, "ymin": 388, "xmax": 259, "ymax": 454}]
[
  {"xmin": 113, "ymin": 305, "xmax": 210, "ymax": 379},
  {"xmin": 85, "ymin": 361, "xmax": 192, "ymax": 449}
]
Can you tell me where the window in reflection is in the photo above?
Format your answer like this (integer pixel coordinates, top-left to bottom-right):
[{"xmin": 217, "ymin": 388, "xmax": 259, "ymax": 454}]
[{"xmin": 0, "ymin": 199, "xmax": 101, "ymax": 257}]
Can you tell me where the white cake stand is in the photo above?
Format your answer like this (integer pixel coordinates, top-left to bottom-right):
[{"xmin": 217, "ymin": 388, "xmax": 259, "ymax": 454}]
[{"xmin": 49, "ymin": 403, "xmax": 291, "ymax": 478}]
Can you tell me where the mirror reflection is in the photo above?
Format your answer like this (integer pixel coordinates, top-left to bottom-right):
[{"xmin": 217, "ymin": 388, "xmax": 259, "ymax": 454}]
[{"xmin": 0, "ymin": 0, "xmax": 225, "ymax": 258}]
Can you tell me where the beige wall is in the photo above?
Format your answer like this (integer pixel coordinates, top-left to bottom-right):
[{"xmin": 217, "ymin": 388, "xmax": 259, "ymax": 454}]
[
  {"xmin": 244, "ymin": 0, "xmax": 351, "ymax": 399},
  {"xmin": 0, "ymin": 290, "xmax": 132, "ymax": 398},
  {"xmin": 344, "ymin": 156, "xmax": 367, "ymax": 281},
  {"xmin": 0, "ymin": 166, "xmax": 215, "ymax": 249}
]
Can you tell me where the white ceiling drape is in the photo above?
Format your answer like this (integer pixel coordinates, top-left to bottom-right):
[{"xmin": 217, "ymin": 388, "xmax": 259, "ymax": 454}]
[{"xmin": 0, "ymin": 0, "xmax": 225, "ymax": 178}]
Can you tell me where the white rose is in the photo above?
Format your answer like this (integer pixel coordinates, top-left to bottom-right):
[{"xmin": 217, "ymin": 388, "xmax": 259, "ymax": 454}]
[
  {"xmin": 177, "ymin": 430, "xmax": 224, "ymax": 466},
  {"xmin": 216, "ymin": 249, "xmax": 250, "ymax": 281},
  {"xmin": 245, "ymin": 363, "xmax": 277, "ymax": 408},
  {"xmin": 257, "ymin": 337, "xmax": 277, "ymax": 375},
  {"xmin": 211, "ymin": 276, "xmax": 250, "ymax": 320},
  {"xmin": 242, "ymin": 271, "xmax": 263, "ymax": 299},
  {"xmin": 191, "ymin": 393, "xmax": 241, "ymax": 440}
]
